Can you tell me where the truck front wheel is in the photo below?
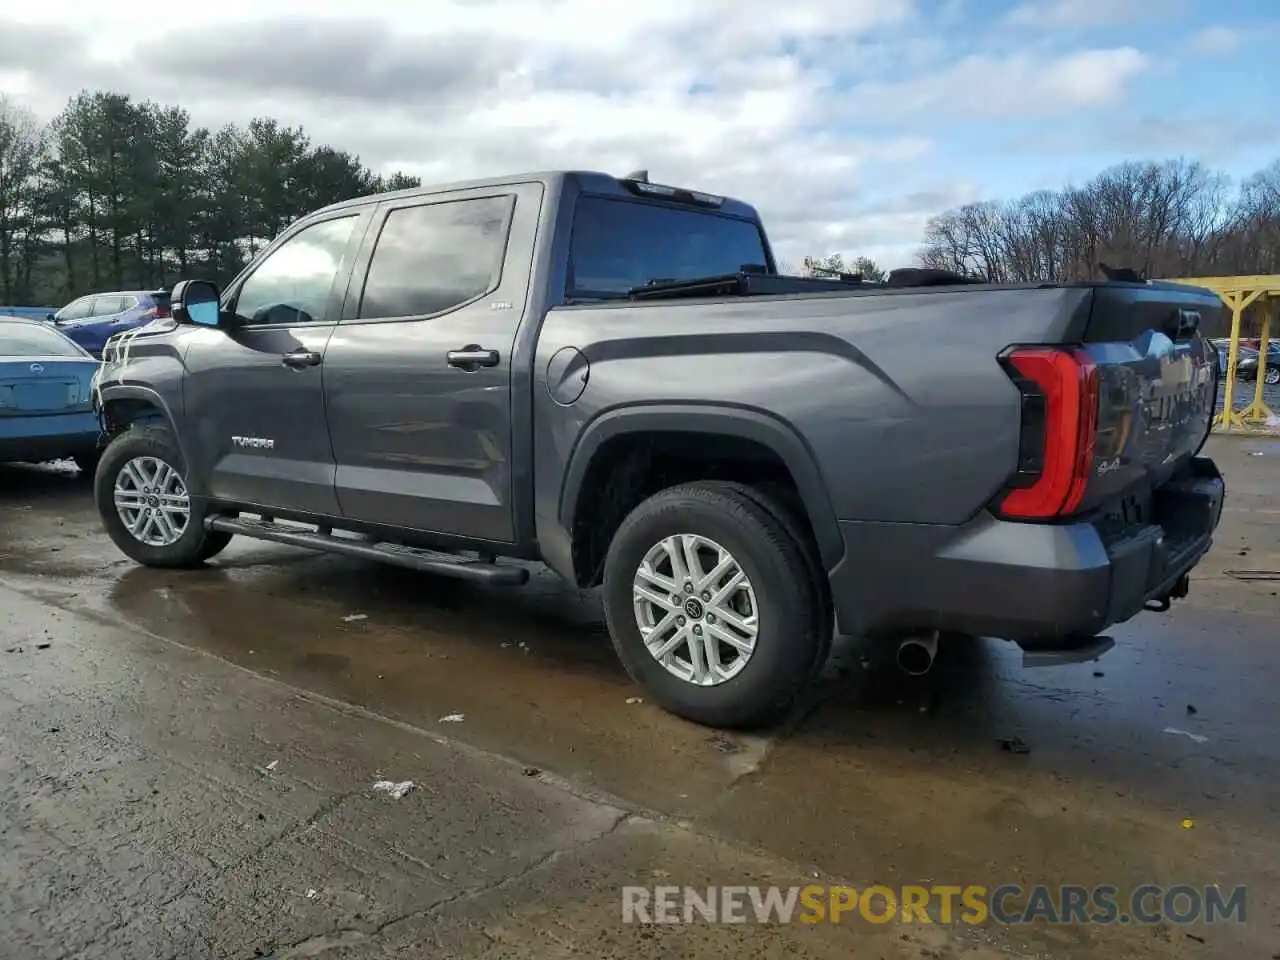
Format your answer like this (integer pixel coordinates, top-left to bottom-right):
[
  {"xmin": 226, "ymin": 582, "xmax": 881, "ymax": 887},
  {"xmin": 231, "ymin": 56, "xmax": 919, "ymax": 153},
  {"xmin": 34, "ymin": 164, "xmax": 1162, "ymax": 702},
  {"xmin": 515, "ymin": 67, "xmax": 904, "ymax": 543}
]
[
  {"xmin": 94, "ymin": 426, "xmax": 232, "ymax": 568},
  {"xmin": 601, "ymin": 482, "xmax": 827, "ymax": 728}
]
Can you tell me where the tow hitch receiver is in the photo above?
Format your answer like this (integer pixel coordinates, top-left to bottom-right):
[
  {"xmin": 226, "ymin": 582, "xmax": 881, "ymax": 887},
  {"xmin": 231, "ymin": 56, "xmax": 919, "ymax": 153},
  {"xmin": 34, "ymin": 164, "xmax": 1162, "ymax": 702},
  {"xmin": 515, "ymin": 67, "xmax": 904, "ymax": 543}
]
[{"xmin": 1144, "ymin": 573, "xmax": 1191, "ymax": 613}]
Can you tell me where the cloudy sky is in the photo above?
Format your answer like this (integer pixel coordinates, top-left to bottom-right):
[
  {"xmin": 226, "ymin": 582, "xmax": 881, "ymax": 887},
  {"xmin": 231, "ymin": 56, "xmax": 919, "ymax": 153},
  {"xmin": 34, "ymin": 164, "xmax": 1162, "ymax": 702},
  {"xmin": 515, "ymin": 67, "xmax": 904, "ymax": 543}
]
[{"xmin": 2, "ymin": 0, "xmax": 1277, "ymax": 267}]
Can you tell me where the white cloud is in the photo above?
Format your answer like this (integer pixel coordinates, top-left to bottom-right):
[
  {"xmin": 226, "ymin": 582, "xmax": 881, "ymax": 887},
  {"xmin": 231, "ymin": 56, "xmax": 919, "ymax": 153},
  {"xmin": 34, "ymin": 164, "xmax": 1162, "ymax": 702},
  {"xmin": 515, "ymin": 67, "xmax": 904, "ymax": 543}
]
[
  {"xmin": 1004, "ymin": 0, "xmax": 1182, "ymax": 29},
  {"xmin": 1188, "ymin": 25, "xmax": 1242, "ymax": 56},
  {"xmin": 844, "ymin": 48, "xmax": 1149, "ymax": 120},
  {"xmin": 1, "ymin": 0, "xmax": 1163, "ymax": 268}
]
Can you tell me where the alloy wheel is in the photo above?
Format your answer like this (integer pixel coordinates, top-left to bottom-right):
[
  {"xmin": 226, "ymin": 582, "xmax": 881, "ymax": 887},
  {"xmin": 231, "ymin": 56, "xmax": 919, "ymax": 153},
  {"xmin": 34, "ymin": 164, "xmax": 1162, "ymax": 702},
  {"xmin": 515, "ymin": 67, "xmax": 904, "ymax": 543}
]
[
  {"xmin": 631, "ymin": 533, "xmax": 760, "ymax": 686},
  {"xmin": 113, "ymin": 455, "xmax": 191, "ymax": 547}
]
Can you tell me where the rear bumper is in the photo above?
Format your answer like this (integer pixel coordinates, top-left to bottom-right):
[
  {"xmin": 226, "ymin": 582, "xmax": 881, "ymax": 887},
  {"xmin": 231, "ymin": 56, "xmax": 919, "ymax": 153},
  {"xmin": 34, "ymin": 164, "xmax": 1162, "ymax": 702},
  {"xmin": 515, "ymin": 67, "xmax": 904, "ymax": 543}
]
[
  {"xmin": 0, "ymin": 414, "xmax": 101, "ymax": 463},
  {"xmin": 828, "ymin": 457, "xmax": 1225, "ymax": 645}
]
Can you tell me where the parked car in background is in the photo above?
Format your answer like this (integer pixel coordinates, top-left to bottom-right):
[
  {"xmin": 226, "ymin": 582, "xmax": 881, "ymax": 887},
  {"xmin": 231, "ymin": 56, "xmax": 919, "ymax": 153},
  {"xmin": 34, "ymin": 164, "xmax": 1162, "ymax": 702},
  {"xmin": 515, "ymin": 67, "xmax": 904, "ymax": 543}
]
[
  {"xmin": 1236, "ymin": 342, "xmax": 1280, "ymax": 384},
  {"xmin": 1221, "ymin": 344, "xmax": 1257, "ymax": 375},
  {"xmin": 48, "ymin": 289, "xmax": 171, "ymax": 358},
  {"xmin": 0, "ymin": 317, "xmax": 102, "ymax": 474}
]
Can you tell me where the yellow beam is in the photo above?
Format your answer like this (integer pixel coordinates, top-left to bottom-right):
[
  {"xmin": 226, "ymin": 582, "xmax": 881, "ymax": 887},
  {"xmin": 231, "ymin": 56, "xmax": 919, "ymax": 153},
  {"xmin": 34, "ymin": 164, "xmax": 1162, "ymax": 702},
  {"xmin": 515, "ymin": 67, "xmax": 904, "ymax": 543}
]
[
  {"xmin": 1237, "ymin": 301, "xmax": 1276, "ymax": 426},
  {"xmin": 1160, "ymin": 275, "xmax": 1280, "ymax": 295}
]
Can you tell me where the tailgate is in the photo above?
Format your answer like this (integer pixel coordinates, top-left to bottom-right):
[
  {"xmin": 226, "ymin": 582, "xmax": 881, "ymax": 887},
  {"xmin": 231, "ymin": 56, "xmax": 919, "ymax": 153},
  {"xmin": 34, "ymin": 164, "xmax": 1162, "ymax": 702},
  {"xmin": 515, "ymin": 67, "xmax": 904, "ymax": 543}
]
[{"xmin": 1078, "ymin": 282, "xmax": 1223, "ymax": 514}]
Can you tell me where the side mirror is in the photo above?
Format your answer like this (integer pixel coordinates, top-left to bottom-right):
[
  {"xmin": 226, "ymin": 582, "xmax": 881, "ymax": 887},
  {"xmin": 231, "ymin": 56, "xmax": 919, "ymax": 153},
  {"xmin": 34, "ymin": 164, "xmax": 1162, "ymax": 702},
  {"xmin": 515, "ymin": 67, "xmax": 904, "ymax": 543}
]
[
  {"xmin": 46, "ymin": 312, "xmax": 56, "ymax": 322},
  {"xmin": 171, "ymin": 279, "xmax": 222, "ymax": 327}
]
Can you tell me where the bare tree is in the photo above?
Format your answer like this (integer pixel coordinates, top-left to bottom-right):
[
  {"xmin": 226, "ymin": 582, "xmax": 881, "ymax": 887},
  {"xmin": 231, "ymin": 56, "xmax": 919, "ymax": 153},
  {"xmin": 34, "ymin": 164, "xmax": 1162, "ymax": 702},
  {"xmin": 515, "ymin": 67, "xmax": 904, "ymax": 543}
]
[{"xmin": 918, "ymin": 157, "xmax": 1280, "ymax": 283}]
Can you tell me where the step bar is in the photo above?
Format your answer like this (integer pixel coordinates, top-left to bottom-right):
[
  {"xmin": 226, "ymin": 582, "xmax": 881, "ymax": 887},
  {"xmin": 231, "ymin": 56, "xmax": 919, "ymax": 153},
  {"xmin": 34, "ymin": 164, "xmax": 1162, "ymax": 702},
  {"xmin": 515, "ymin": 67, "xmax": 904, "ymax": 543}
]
[{"xmin": 205, "ymin": 516, "xmax": 530, "ymax": 586}]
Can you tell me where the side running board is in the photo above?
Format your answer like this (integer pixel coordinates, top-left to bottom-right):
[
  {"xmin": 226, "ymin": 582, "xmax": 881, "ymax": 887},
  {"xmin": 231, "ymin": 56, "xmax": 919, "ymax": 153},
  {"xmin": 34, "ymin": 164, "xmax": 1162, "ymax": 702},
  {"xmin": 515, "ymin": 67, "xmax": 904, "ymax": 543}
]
[{"xmin": 205, "ymin": 516, "xmax": 530, "ymax": 586}]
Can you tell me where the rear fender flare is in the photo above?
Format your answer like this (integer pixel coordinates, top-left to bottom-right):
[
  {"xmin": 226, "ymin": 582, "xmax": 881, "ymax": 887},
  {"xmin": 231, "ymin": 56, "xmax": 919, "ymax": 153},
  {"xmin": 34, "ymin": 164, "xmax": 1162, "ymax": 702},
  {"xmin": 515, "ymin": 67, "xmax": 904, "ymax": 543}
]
[{"xmin": 559, "ymin": 404, "xmax": 844, "ymax": 570}]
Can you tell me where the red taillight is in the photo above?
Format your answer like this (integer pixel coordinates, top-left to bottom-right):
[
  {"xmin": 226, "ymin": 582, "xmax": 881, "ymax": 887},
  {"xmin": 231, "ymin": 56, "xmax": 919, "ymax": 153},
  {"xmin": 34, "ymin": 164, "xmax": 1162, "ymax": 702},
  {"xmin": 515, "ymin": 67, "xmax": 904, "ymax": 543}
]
[{"xmin": 997, "ymin": 346, "xmax": 1099, "ymax": 519}]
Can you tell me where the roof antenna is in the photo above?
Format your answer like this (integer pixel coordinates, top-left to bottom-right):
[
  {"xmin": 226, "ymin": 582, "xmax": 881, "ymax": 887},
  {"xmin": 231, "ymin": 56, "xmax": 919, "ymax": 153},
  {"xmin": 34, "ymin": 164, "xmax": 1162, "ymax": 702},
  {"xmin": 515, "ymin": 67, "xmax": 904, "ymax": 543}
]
[{"xmin": 624, "ymin": 169, "xmax": 649, "ymax": 182}]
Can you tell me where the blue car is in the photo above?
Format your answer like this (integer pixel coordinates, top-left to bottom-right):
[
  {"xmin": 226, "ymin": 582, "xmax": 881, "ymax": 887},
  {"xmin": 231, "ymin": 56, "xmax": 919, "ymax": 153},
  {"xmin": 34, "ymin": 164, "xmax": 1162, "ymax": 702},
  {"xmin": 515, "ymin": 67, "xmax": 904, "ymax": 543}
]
[
  {"xmin": 47, "ymin": 289, "xmax": 171, "ymax": 358},
  {"xmin": 0, "ymin": 317, "xmax": 102, "ymax": 474}
]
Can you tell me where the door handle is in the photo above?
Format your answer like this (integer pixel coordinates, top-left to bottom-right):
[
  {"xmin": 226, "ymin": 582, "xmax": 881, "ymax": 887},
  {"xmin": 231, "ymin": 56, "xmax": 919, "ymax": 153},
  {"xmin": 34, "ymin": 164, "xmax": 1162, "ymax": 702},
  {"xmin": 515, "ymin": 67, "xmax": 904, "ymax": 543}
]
[
  {"xmin": 281, "ymin": 349, "xmax": 323, "ymax": 368},
  {"xmin": 447, "ymin": 345, "xmax": 500, "ymax": 370}
]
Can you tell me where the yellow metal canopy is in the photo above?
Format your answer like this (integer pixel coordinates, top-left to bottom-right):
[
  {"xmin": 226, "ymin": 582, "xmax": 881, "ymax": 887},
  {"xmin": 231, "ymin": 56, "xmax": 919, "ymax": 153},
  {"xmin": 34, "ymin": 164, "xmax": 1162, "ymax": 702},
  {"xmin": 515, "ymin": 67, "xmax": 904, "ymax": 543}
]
[{"xmin": 1161, "ymin": 275, "xmax": 1280, "ymax": 430}]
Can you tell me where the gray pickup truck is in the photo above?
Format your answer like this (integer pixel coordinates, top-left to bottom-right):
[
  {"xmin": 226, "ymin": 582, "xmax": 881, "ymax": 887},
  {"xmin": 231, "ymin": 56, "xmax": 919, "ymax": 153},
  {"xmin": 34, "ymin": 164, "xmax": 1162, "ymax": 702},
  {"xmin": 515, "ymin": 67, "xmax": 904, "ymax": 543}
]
[{"xmin": 90, "ymin": 169, "xmax": 1226, "ymax": 728}]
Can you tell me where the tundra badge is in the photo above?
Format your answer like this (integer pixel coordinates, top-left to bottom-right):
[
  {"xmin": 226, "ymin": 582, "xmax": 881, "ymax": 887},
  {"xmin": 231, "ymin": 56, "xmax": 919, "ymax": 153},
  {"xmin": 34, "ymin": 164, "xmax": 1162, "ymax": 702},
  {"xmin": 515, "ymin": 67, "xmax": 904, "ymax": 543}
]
[{"xmin": 232, "ymin": 436, "xmax": 275, "ymax": 450}]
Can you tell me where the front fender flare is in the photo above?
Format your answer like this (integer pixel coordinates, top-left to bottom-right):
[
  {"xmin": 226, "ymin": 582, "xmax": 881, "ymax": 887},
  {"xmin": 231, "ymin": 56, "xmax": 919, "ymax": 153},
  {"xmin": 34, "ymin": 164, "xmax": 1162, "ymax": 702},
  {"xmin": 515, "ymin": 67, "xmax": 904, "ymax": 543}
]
[
  {"xmin": 96, "ymin": 383, "xmax": 189, "ymax": 463},
  {"xmin": 559, "ymin": 404, "xmax": 844, "ymax": 570}
]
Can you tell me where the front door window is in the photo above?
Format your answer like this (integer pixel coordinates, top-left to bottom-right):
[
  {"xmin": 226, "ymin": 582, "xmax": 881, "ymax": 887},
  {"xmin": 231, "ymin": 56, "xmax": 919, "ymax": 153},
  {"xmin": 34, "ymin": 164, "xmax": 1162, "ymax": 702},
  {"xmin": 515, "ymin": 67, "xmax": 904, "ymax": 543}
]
[{"xmin": 233, "ymin": 216, "xmax": 359, "ymax": 326}]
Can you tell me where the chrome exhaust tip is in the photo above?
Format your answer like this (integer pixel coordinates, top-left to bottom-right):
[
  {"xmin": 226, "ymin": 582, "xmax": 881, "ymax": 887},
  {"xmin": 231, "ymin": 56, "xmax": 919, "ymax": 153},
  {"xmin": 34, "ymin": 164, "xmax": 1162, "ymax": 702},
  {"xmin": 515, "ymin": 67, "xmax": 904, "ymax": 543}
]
[{"xmin": 896, "ymin": 631, "xmax": 939, "ymax": 676}]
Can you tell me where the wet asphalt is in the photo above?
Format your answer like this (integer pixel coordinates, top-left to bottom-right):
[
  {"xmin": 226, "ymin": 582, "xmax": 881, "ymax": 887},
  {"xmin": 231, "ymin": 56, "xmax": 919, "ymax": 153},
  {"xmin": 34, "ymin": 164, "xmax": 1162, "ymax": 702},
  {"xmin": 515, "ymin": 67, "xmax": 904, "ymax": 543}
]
[{"xmin": 2, "ymin": 434, "xmax": 1278, "ymax": 959}]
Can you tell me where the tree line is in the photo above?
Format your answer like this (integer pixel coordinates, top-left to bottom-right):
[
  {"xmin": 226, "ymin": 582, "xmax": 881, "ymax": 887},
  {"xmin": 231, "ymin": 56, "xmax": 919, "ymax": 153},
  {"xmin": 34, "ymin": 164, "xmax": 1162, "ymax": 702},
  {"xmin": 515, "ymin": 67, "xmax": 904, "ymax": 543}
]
[
  {"xmin": 0, "ymin": 91, "xmax": 421, "ymax": 306},
  {"xmin": 916, "ymin": 157, "xmax": 1280, "ymax": 286}
]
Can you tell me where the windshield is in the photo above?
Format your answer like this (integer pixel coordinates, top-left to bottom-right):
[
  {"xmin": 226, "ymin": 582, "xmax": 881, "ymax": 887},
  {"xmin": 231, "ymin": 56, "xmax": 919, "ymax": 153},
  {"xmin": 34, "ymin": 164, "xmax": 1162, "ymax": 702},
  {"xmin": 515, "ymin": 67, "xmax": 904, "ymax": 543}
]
[
  {"xmin": 567, "ymin": 195, "xmax": 770, "ymax": 298},
  {"xmin": 0, "ymin": 321, "xmax": 87, "ymax": 358}
]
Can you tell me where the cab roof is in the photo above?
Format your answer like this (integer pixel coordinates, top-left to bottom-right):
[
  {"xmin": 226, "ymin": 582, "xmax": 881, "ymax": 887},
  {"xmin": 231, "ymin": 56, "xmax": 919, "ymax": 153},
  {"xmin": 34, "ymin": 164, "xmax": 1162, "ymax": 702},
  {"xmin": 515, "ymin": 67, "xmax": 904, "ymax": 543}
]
[{"xmin": 315, "ymin": 170, "xmax": 764, "ymax": 222}]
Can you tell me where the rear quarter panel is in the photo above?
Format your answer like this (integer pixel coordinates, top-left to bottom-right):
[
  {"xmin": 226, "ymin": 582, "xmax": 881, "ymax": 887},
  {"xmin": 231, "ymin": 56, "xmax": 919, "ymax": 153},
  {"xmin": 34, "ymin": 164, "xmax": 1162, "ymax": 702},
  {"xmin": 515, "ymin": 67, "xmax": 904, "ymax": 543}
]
[{"xmin": 533, "ymin": 285, "xmax": 1094, "ymax": 543}]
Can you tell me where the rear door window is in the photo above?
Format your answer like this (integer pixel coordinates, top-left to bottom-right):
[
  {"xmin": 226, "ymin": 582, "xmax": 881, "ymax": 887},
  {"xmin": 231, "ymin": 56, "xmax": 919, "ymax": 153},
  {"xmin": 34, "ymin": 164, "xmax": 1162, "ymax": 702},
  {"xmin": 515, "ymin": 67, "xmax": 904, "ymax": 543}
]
[
  {"xmin": 567, "ymin": 196, "xmax": 770, "ymax": 298},
  {"xmin": 357, "ymin": 195, "xmax": 514, "ymax": 320}
]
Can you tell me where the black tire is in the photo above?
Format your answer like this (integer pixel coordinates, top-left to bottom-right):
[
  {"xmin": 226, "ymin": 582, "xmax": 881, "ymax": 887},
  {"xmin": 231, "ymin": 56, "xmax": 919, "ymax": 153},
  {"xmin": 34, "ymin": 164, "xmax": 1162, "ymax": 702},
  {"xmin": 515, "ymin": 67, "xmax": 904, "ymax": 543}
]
[
  {"xmin": 95, "ymin": 425, "xmax": 233, "ymax": 568},
  {"xmin": 602, "ymin": 482, "xmax": 826, "ymax": 729},
  {"xmin": 703, "ymin": 480, "xmax": 835, "ymax": 675}
]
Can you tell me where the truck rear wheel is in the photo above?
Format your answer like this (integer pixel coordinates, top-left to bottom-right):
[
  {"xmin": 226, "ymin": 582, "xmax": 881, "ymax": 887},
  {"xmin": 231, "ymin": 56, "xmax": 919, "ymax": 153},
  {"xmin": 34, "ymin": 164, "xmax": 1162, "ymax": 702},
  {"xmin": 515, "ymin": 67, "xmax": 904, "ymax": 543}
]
[
  {"xmin": 601, "ymin": 482, "xmax": 826, "ymax": 728},
  {"xmin": 95, "ymin": 426, "xmax": 232, "ymax": 568}
]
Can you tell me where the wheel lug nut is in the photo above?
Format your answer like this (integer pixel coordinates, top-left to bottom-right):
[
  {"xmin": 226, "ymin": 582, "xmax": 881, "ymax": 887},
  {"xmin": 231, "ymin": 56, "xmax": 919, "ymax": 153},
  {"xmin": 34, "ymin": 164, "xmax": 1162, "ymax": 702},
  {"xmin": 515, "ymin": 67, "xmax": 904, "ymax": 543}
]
[
  {"xmin": 693, "ymin": 625, "xmax": 703, "ymax": 636},
  {"xmin": 683, "ymin": 582, "xmax": 694, "ymax": 593},
  {"xmin": 677, "ymin": 616, "xmax": 686, "ymax": 626},
  {"xmin": 706, "ymin": 614, "xmax": 716, "ymax": 624},
  {"xmin": 701, "ymin": 591, "xmax": 711, "ymax": 601}
]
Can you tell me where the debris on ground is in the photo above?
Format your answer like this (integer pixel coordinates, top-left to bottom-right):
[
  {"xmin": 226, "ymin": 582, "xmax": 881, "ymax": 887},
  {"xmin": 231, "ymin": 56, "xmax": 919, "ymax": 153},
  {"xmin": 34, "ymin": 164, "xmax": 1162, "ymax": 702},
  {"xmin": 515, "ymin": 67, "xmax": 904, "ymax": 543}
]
[
  {"xmin": 259, "ymin": 759, "xmax": 279, "ymax": 775},
  {"xmin": 305, "ymin": 889, "xmax": 318, "ymax": 899},
  {"xmin": 997, "ymin": 736, "xmax": 1031, "ymax": 755},
  {"xmin": 372, "ymin": 780, "xmax": 415, "ymax": 799},
  {"xmin": 1186, "ymin": 704, "xmax": 1198, "ymax": 715},
  {"xmin": 1181, "ymin": 818, "xmax": 1195, "ymax": 830},
  {"xmin": 1093, "ymin": 671, "xmax": 1105, "ymax": 677},
  {"xmin": 1225, "ymin": 569, "xmax": 1280, "ymax": 582},
  {"xmin": 4, "ymin": 647, "xmax": 22, "ymax": 654},
  {"xmin": 522, "ymin": 766, "xmax": 540, "ymax": 777},
  {"xmin": 439, "ymin": 713, "xmax": 465, "ymax": 723},
  {"xmin": 36, "ymin": 643, "xmax": 51, "ymax": 650},
  {"xmin": 707, "ymin": 735, "xmax": 741, "ymax": 755},
  {"xmin": 1163, "ymin": 727, "xmax": 1209, "ymax": 744},
  {"xmin": 626, "ymin": 697, "xmax": 643, "ymax": 704},
  {"xmin": 342, "ymin": 613, "xmax": 368, "ymax": 623}
]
